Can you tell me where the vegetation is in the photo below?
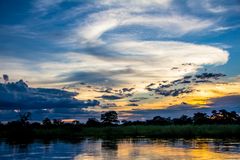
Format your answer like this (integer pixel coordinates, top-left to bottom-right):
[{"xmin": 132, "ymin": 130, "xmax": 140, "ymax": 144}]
[{"xmin": 1, "ymin": 110, "xmax": 240, "ymax": 139}]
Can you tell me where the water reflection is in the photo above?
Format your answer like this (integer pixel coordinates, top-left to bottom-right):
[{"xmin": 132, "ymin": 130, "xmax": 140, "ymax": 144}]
[
  {"xmin": 75, "ymin": 139, "xmax": 240, "ymax": 160},
  {"xmin": 0, "ymin": 138, "xmax": 240, "ymax": 159}
]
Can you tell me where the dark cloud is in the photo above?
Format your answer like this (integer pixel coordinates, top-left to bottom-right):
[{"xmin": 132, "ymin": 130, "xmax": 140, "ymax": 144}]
[
  {"xmin": 183, "ymin": 75, "xmax": 192, "ymax": 79},
  {"xmin": 60, "ymin": 71, "xmax": 118, "ymax": 85},
  {"xmin": 171, "ymin": 67, "xmax": 179, "ymax": 70},
  {"xmin": 195, "ymin": 72, "xmax": 226, "ymax": 79},
  {"xmin": 95, "ymin": 87, "xmax": 134, "ymax": 95},
  {"xmin": 95, "ymin": 87, "xmax": 113, "ymax": 93},
  {"xmin": 145, "ymin": 72, "xmax": 226, "ymax": 96},
  {"xmin": 129, "ymin": 97, "xmax": 147, "ymax": 102},
  {"xmin": 95, "ymin": 86, "xmax": 134, "ymax": 101},
  {"xmin": 146, "ymin": 83, "xmax": 155, "ymax": 88},
  {"xmin": 0, "ymin": 80, "xmax": 100, "ymax": 110},
  {"xmin": 159, "ymin": 84, "xmax": 173, "ymax": 89},
  {"xmin": 182, "ymin": 63, "xmax": 195, "ymax": 66},
  {"xmin": 127, "ymin": 103, "xmax": 139, "ymax": 106},
  {"xmin": 171, "ymin": 79, "xmax": 182, "ymax": 85},
  {"xmin": 59, "ymin": 68, "xmax": 135, "ymax": 86},
  {"xmin": 98, "ymin": 94, "xmax": 124, "ymax": 100},
  {"xmin": 181, "ymin": 80, "xmax": 191, "ymax": 84},
  {"xmin": 209, "ymin": 95, "xmax": 240, "ymax": 109},
  {"xmin": 194, "ymin": 80, "xmax": 212, "ymax": 83},
  {"xmin": 100, "ymin": 103, "xmax": 118, "ymax": 109},
  {"xmin": 146, "ymin": 83, "xmax": 174, "ymax": 92},
  {"xmin": 146, "ymin": 80, "xmax": 193, "ymax": 97},
  {"xmin": 129, "ymin": 99, "xmax": 141, "ymax": 103},
  {"xmin": 122, "ymin": 87, "xmax": 134, "ymax": 92},
  {"xmin": 155, "ymin": 87, "xmax": 193, "ymax": 97}
]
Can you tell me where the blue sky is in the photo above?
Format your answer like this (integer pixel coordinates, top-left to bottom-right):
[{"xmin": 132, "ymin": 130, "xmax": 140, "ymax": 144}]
[{"xmin": 0, "ymin": 0, "xmax": 240, "ymax": 121}]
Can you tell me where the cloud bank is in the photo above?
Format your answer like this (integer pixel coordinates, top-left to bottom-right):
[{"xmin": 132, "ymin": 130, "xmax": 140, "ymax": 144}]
[{"xmin": 0, "ymin": 80, "xmax": 99, "ymax": 110}]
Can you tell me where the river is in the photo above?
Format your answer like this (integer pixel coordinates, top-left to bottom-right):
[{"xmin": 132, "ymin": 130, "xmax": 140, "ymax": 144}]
[{"xmin": 0, "ymin": 138, "xmax": 240, "ymax": 159}]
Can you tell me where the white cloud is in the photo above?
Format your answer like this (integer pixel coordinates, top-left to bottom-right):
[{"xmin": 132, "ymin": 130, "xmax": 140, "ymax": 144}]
[
  {"xmin": 26, "ymin": 41, "xmax": 228, "ymax": 87},
  {"xmin": 109, "ymin": 40, "xmax": 228, "ymax": 65},
  {"xmin": 98, "ymin": 0, "xmax": 172, "ymax": 8},
  {"xmin": 34, "ymin": 0, "xmax": 64, "ymax": 12},
  {"xmin": 203, "ymin": 3, "xmax": 227, "ymax": 14},
  {"xmin": 106, "ymin": 40, "xmax": 229, "ymax": 81},
  {"xmin": 187, "ymin": 0, "xmax": 240, "ymax": 14},
  {"xmin": 212, "ymin": 24, "xmax": 240, "ymax": 32},
  {"xmin": 69, "ymin": 9, "xmax": 215, "ymax": 44}
]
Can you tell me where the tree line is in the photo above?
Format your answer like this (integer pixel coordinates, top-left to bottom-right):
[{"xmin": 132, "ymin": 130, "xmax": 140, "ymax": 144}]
[
  {"xmin": 1, "ymin": 109, "xmax": 240, "ymax": 139},
  {"xmin": 0, "ymin": 109, "xmax": 240, "ymax": 128}
]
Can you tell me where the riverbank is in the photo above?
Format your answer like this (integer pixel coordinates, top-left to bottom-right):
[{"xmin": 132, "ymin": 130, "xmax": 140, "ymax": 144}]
[
  {"xmin": 1, "ymin": 125, "xmax": 240, "ymax": 139},
  {"xmin": 78, "ymin": 125, "xmax": 240, "ymax": 138}
]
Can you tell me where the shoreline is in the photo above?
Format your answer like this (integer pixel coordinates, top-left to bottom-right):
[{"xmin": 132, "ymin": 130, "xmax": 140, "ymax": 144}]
[{"xmin": 1, "ymin": 125, "xmax": 240, "ymax": 139}]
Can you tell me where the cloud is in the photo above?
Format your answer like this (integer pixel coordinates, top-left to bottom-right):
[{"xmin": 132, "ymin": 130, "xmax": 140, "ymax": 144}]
[
  {"xmin": 127, "ymin": 103, "xmax": 139, "ymax": 107},
  {"xmin": 29, "ymin": 48, "xmax": 227, "ymax": 87},
  {"xmin": 60, "ymin": 71, "xmax": 117, "ymax": 85},
  {"xmin": 209, "ymin": 95, "xmax": 240, "ymax": 109},
  {"xmin": 144, "ymin": 72, "xmax": 227, "ymax": 98},
  {"xmin": 109, "ymin": 41, "xmax": 228, "ymax": 65},
  {"xmin": 98, "ymin": 0, "xmax": 172, "ymax": 7},
  {"xmin": 70, "ymin": 11, "xmax": 215, "ymax": 44},
  {"xmin": 59, "ymin": 68, "xmax": 135, "ymax": 86},
  {"xmin": 154, "ymin": 87, "xmax": 193, "ymax": 97},
  {"xmin": 212, "ymin": 24, "xmax": 240, "ymax": 32},
  {"xmin": 195, "ymin": 73, "xmax": 226, "ymax": 79},
  {"xmin": 99, "ymin": 103, "xmax": 118, "ymax": 109},
  {"xmin": 197, "ymin": 0, "xmax": 227, "ymax": 14},
  {"xmin": 122, "ymin": 88, "xmax": 135, "ymax": 92},
  {"xmin": 33, "ymin": 0, "xmax": 65, "ymax": 12},
  {"xmin": 0, "ymin": 80, "xmax": 99, "ymax": 110},
  {"xmin": 187, "ymin": 0, "xmax": 240, "ymax": 14},
  {"xmin": 99, "ymin": 95, "xmax": 124, "ymax": 100}
]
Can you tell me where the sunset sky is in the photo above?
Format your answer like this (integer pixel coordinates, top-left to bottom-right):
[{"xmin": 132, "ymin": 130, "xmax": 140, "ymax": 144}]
[{"xmin": 0, "ymin": 0, "xmax": 240, "ymax": 121}]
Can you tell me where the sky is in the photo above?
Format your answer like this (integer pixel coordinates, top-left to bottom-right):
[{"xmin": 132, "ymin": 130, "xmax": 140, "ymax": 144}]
[{"xmin": 0, "ymin": 0, "xmax": 240, "ymax": 122}]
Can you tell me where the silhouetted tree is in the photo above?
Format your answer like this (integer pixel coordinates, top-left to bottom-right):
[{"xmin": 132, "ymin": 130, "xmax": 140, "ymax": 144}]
[
  {"xmin": 101, "ymin": 111, "xmax": 119, "ymax": 125},
  {"xmin": 147, "ymin": 116, "xmax": 171, "ymax": 125},
  {"xmin": 42, "ymin": 118, "xmax": 52, "ymax": 127},
  {"xmin": 72, "ymin": 120, "xmax": 80, "ymax": 125},
  {"xmin": 173, "ymin": 115, "xmax": 192, "ymax": 125},
  {"xmin": 53, "ymin": 119, "xmax": 64, "ymax": 126},
  {"xmin": 3, "ymin": 112, "xmax": 33, "ymax": 138},
  {"xmin": 193, "ymin": 112, "xmax": 209, "ymax": 124},
  {"xmin": 210, "ymin": 109, "xmax": 239, "ymax": 124},
  {"xmin": 130, "ymin": 120, "xmax": 146, "ymax": 125},
  {"xmin": 18, "ymin": 112, "xmax": 31, "ymax": 126},
  {"xmin": 121, "ymin": 119, "xmax": 132, "ymax": 125},
  {"xmin": 86, "ymin": 118, "xmax": 100, "ymax": 127},
  {"xmin": 31, "ymin": 122, "xmax": 41, "ymax": 128}
]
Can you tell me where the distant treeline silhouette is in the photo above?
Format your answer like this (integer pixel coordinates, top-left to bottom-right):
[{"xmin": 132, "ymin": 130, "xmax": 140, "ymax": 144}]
[
  {"xmin": 1, "ymin": 109, "xmax": 240, "ymax": 127},
  {"xmin": 1, "ymin": 109, "xmax": 240, "ymax": 139}
]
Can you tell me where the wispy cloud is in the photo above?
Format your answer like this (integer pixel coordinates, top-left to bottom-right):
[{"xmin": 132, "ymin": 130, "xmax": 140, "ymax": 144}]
[
  {"xmin": 212, "ymin": 24, "xmax": 240, "ymax": 32},
  {"xmin": 33, "ymin": 0, "xmax": 65, "ymax": 13},
  {"xmin": 67, "ymin": 6, "xmax": 215, "ymax": 45}
]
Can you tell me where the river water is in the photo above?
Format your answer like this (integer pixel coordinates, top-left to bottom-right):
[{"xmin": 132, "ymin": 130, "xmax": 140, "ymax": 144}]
[{"xmin": 0, "ymin": 138, "xmax": 240, "ymax": 160}]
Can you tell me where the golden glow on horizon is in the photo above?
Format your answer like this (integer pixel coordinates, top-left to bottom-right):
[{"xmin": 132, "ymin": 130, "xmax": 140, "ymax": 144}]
[{"xmin": 82, "ymin": 81, "xmax": 240, "ymax": 112}]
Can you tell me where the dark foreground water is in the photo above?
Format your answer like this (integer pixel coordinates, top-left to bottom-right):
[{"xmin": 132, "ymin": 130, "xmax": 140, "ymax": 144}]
[{"xmin": 1, "ymin": 138, "xmax": 240, "ymax": 160}]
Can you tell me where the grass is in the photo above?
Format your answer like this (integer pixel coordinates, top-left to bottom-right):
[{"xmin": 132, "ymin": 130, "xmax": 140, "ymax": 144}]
[{"xmin": 30, "ymin": 125, "xmax": 240, "ymax": 139}]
